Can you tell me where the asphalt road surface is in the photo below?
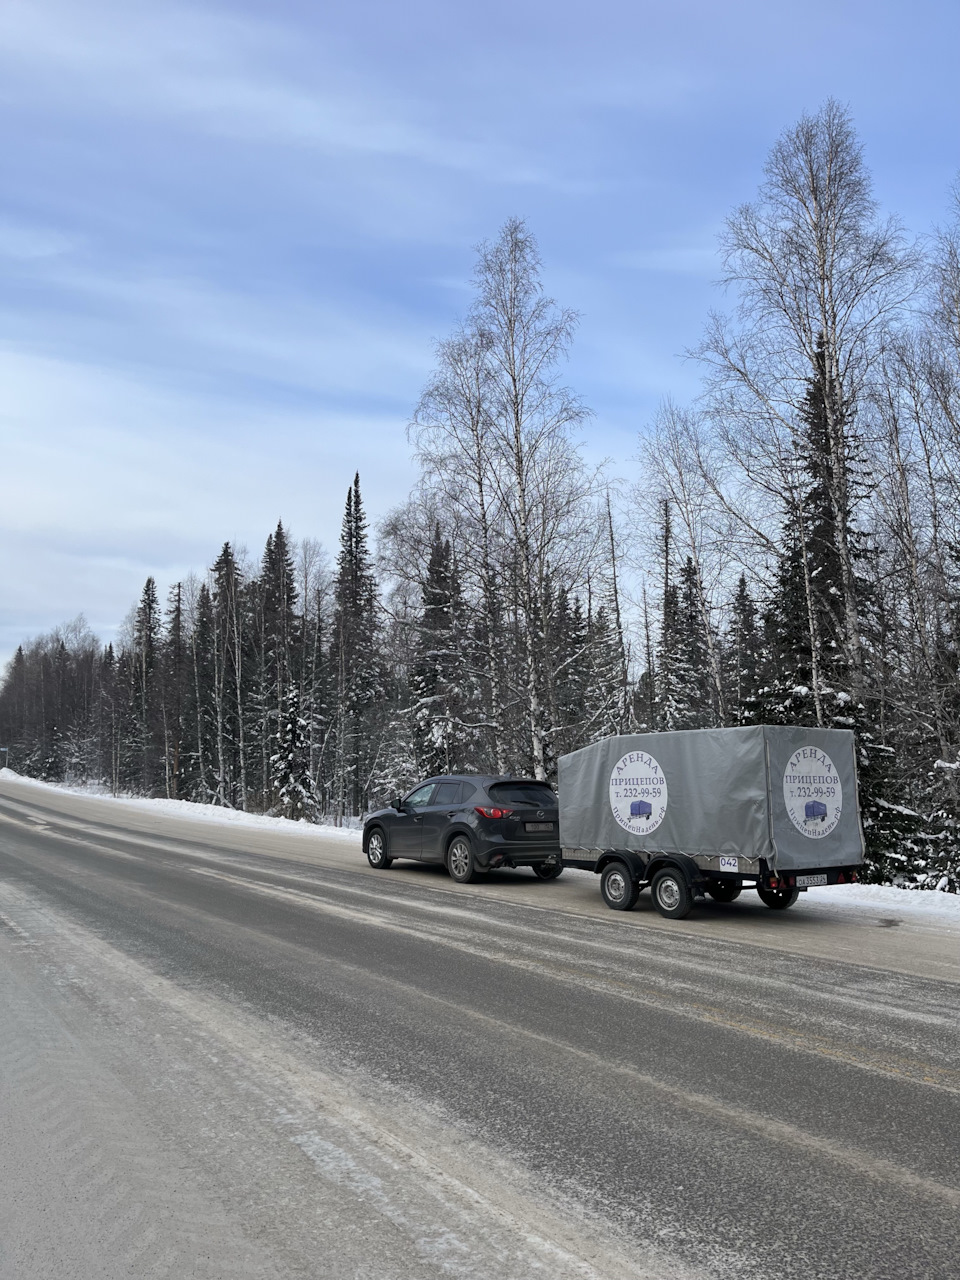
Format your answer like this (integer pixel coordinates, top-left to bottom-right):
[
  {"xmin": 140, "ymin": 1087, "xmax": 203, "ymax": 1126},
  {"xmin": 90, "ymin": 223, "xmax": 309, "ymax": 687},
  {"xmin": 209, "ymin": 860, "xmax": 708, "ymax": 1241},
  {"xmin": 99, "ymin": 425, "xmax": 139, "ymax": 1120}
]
[{"xmin": 1, "ymin": 776, "xmax": 959, "ymax": 1280}]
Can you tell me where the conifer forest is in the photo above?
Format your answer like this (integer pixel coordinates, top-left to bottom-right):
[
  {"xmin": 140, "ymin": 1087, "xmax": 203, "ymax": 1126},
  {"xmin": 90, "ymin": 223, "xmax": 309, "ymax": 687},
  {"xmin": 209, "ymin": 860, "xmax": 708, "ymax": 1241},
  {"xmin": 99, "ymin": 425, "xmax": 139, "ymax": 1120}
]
[{"xmin": 3, "ymin": 102, "xmax": 960, "ymax": 890}]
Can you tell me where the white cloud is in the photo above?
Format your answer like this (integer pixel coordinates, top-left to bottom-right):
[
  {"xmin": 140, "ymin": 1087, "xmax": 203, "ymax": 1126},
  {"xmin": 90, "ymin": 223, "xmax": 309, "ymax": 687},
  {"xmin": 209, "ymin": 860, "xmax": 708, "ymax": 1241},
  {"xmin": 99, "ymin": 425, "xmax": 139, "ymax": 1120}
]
[
  {"xmin": 0, "ymin": 0, "xmax": 547, "ymax": 183},
  {"xmin": 0, "ymin": 220, "xmax": 76, "ymax": 260},
  {"xmin": 0, "ymin": 346, "xmax": 417, "ymax": 669},
  {"xmin": 0, "ymin": 242, "xmax": 440, "ymax": 408}
]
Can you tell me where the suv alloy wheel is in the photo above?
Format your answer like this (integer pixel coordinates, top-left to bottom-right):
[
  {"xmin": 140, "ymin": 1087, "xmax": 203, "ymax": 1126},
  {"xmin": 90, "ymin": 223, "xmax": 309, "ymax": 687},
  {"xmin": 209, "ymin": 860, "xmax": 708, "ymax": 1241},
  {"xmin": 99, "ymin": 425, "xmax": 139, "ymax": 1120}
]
[
  {"xmin": 366, "ymin": 828, "xmax": 393, "ymax": 869},
  {"xmin": 446, "ymin": 836, "xmax": 477, "ymax": 884}
]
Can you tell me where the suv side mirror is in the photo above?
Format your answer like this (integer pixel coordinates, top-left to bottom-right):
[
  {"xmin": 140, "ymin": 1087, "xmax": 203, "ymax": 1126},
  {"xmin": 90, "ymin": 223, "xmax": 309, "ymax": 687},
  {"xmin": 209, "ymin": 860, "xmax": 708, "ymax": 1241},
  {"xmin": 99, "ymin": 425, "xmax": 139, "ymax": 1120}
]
[{"xmin": 393, "ymin": 796, "xmax": 404, "ymax": 812}]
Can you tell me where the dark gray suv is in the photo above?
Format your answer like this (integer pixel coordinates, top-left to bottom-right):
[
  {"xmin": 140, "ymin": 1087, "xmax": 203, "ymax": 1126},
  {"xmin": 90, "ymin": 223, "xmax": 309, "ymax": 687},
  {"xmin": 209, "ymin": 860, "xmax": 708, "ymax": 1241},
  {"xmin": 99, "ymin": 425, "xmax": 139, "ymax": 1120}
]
[{"xmin": 362, "ymin": 775, "xmax": 562, "ymax": 884}]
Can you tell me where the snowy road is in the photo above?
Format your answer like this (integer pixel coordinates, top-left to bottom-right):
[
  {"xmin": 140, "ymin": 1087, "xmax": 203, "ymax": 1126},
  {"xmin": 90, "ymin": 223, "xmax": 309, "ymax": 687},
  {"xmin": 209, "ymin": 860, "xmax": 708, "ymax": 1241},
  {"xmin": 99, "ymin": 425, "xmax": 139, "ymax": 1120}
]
[{"xmin": 1, "ymin": 777, "xmax": 959, "ymax": 1279}]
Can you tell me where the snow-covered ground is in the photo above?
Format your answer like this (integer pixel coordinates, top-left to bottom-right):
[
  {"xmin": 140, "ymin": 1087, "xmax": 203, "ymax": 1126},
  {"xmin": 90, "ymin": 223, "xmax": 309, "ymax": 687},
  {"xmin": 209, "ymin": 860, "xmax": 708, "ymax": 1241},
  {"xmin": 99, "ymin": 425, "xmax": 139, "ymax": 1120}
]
[
  {"xmin": 0, "ymin": 768, "xmax": 363, "ymax": 843},
  {"xmin": 2, "ymin": 768, "xmax": 959, "ymax": 924},
  {"xmin": 800, "ymin": 879, "xmax": 960, "ymax": 921}
]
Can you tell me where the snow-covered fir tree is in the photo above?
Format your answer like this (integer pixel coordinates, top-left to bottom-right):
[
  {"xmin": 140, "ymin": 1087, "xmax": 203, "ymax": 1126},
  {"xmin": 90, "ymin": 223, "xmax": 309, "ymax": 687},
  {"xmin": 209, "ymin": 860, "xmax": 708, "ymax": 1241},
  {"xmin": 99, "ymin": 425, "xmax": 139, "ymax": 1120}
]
[
  {"xmin": 331, "ymin": 474, "xmax": 382, "ymax": 819},
  {"xmin": 271, "ymin": 686, "xmax": 317, "ymax": 821}
]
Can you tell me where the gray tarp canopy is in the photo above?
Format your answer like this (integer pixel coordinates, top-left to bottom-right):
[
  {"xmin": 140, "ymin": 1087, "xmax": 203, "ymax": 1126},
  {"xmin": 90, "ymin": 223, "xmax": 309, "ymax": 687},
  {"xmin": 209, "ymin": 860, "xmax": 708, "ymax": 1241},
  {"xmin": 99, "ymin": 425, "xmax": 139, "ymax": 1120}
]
[{"xmin": 558, "ymin": 726, "xmax": 865, "ymax": 871}]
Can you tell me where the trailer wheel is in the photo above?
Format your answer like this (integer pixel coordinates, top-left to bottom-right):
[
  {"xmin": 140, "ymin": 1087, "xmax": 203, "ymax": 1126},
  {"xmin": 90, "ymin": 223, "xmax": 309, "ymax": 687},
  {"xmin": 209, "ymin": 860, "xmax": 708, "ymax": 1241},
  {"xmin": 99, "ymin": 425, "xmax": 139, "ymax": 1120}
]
[
  {"xmin": 532, "ymin": 862, "xmax": 563, "ymax": 880},
  {"xmin": 757, "ymin": 884, "xmax": 800, "ymax": 910},
  {"xmin": 651, "ymin": 869, "xmax": 693, "ymax": 920},
  {"xmin": 707, "ymin": 880, "xmax": 742, "ymax": 903},
  {"xmin": 600, "ymin": 863, "xmax": 640, "ymax": 911}
]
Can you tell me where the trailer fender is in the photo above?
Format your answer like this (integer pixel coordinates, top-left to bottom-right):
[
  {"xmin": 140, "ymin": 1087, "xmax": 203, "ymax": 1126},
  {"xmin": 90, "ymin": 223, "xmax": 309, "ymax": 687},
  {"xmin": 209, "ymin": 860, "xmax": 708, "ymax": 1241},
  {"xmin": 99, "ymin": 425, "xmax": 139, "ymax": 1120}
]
[
  {"xmin": 594, "ymin": 850, "xmax": 648, "ymax": 882},
  {"xmin": 644, "ymin": 852, "xmax": 704, "ymax": 894}
]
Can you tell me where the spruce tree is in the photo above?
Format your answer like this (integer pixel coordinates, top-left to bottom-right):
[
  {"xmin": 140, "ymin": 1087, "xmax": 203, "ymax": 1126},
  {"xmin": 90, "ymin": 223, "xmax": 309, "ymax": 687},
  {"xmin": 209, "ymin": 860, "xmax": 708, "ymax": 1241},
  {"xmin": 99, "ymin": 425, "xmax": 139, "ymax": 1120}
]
[
  {"xmin": 272, "ymin": 686, "xmax": 317, "ymax": 820},
  {"xmin": 97, "ymin": 643, "xmax": 120, "ymax": 791},
  {"xmin": 131, "ymin": 577, "xmax": 163, "ymax": 792},
  {"xmin": 410, "ymin": 525, "xmax": 473, "ymax": 777},
  {"xmin": 799, "ymin": 340, "xmax": 850, "ymax": 680},
  {"xmin": 300, "ymin": 590, "xmax": 331, "ymax": 815},
  {"xmin": 332, "ymin": 474, "xmax": 381, "ymax": 818},
  {"xmin": 183, "ymin": 583, "xmax": 217, "ymax": 802},
  {"xmin": 678, "ymin": 558, "xmax": 715, "ymax": 725},
  {"xmin": 758, "ymin": 527, "xmax": 819, "ymax": 725},
  {"xmin": 547, "ymin": 585, "xmax": 588, "ymax": 759},
  {"xmin": 658, "ymin": 560, "xmax": 710, "ymax": 729},
  {"xmin": 256, "ymin": 521, "xmax": 300, "ymax": 809},
  {"xmin": 5, "ymin": 646, "xmax": 27, "ymax": 760},
  {"xmin": 160, "ymin": 583, "xmax": 188, "ymax": 798},
  {"xmin": 582, "ymin": 602, "xmax": 625, "ymax": 743},
  {"xmin": 211, "ymin": 544, "xmax": 250, "ymax": 807},
  {"xmin": 724, "ymin": 575, "xmax": 762, "ymax": 724}
]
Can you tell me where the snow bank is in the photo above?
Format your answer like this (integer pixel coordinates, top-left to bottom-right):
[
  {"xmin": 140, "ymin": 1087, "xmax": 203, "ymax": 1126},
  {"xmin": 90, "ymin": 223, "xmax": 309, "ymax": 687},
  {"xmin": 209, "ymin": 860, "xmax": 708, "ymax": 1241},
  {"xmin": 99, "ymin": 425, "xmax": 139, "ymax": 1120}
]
[
  {"xmin": 798, "ymin": 881, "xmax": 960, "ymax": 921},
  {"xmin": 0, "ymin": 769, "xmax": 363, "ymax": 844}
]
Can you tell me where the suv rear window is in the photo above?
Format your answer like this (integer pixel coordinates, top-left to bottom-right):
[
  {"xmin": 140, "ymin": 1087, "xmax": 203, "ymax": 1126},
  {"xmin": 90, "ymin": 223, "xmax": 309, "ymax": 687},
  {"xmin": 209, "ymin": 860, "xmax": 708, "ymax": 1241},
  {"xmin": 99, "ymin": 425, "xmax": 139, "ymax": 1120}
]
[{"xmin": 488, "ymin": 782, "xmax": 556, "ymax": 808}]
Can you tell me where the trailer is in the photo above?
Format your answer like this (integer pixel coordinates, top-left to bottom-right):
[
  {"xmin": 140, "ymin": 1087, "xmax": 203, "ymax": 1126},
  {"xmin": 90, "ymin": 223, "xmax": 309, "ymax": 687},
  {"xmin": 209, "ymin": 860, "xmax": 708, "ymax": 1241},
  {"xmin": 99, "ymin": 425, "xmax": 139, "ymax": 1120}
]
[
  {"xmin": 558, "ymin": 726, "xmax": 865, "ymax": 920},
  {"xmin": 805, "ymin": 800, "xmax": 828, "ymax": 823}
]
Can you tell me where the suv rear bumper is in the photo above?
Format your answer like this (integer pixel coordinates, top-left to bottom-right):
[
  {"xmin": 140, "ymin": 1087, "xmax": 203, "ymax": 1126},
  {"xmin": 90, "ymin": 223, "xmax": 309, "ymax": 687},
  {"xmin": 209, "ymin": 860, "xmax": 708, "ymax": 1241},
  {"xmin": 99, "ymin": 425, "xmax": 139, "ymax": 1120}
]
[{"xmin": 482, "ymin": 847, "xmax": 561, "ymax": 870}]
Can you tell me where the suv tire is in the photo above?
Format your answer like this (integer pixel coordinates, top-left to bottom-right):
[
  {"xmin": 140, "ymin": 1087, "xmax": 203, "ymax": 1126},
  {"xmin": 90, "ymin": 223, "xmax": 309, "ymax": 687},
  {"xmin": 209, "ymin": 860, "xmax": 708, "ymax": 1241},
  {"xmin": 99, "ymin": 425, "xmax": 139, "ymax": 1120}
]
[
  {"xmin": 447, "ymin": 836, "xmax": 478, "ymax": 884},
  {"xmin": 366, "ymin": 828, "xmax": 393, "ymax": 869},
  {"xmin": 600, "ymin": 862, "xmax": 640, "ymax": 911},
  {"xmin": 651, "ymin": 868, "xmax": 693, "ymax": 920}
]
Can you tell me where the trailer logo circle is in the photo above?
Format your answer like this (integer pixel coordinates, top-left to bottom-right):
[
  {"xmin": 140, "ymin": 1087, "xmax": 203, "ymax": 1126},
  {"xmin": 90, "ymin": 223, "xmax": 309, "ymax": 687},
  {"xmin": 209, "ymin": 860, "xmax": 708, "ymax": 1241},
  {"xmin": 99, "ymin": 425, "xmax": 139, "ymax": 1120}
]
[
  {"xmin": 609, "ymin": 750, "xmax": 668, "ymax": 835},
  {"xmin": 782, "ymin": 746, "xmax": 842, "ymax": 838}
]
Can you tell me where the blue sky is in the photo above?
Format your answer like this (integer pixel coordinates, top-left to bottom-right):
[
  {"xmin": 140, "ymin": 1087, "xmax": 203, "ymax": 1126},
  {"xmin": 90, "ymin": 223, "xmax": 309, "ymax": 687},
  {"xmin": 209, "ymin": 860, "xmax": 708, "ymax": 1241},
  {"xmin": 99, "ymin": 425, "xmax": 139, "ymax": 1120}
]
[{"xmin": 1, "ymin": 0, "xmax": 958, "ymax": 670}]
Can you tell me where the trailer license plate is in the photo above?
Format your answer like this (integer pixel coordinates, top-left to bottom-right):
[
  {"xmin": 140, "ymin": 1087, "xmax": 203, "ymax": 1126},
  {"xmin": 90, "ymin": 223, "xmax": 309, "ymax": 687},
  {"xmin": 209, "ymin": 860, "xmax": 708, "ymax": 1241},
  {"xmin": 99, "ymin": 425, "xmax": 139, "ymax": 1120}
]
[
  {"xmin": 796, "ymin": 873, "xmax": 828, "ymax": 887},
  {"xmin": 525, "ymin": 822, "xmax": 554, "ymax": 832}
]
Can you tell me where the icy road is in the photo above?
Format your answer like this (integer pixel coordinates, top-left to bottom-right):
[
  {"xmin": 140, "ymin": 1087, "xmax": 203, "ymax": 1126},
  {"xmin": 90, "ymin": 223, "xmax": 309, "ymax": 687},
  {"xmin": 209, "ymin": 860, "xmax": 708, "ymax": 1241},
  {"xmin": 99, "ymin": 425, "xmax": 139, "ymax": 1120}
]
[{"xmin": 1, "ymin": 774, "xmax": 959, "ymax": 1280}]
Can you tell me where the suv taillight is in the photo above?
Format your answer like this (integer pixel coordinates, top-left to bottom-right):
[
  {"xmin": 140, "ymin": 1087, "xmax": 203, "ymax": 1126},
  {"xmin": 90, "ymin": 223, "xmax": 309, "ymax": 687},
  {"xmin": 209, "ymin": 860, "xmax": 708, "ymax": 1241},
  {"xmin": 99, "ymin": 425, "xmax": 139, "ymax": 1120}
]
[{"xmin": 475, "ymin": 806, "xmax": 513, "ymax": 819}]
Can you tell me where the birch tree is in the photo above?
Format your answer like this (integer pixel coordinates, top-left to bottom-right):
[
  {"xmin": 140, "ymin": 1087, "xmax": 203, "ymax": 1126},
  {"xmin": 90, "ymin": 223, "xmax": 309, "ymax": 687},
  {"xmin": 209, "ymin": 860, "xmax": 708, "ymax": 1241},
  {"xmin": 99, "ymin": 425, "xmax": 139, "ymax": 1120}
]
[
  {"xmin": 411, "ymin": 325, "xmax": 509, "ymax": 770},
  {"xmin": 469, "ymin": 218, "xmax": 597, "ymax": 778},
  {"xmin": 699, "ymin": 99, "xmax": 918, "ymax": 703}
]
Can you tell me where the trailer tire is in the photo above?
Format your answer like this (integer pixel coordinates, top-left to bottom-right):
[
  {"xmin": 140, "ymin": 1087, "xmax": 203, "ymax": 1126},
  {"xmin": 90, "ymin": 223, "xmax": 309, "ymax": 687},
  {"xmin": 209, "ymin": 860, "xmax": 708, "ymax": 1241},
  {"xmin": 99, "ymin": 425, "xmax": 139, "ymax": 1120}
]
[
  {"xmin": 651, "ymin": 868, "xmax": 693, "ymax": 920},
  {"xmin": 532, "ymin": 862, "xmax": 563, "ymax": 880},
  {"xmin": 707, "ymin": 880, "xmax": 742, "ymax": 903},
  {"xmin": 600, "ymin": 862, "xmax": 640, "ymax": 911},
  {"xmin": 757, "ymin": 884, "xmax": 800, "ymax": 910}
]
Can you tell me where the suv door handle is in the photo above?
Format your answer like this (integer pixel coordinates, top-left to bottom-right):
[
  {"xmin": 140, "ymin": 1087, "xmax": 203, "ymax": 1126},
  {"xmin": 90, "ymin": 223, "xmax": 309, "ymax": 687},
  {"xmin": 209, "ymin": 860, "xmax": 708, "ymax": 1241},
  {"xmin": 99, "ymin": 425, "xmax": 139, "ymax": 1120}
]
[{"xmin": 446, "ymin": 811, "xmax": 457, "ymax": 818}]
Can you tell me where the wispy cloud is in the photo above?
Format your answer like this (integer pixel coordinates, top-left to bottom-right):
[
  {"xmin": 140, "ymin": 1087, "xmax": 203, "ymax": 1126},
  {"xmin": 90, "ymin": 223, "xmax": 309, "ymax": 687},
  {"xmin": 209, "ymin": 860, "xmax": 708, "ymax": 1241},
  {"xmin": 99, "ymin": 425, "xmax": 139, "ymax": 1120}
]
[
  {"xmin": 0, "ymin": 1, "xmax": 550, "ymax": 183},
  {"xmin": 0, "ymin": 261, "xmax": 435, "ymax": 403},
  {"xmin": 0, "ymin": 345, "xmax": 416, "ymax": 666},
  {"xmin": 0, "ymin": 220, "xmax": 77, "ymax": 260}
]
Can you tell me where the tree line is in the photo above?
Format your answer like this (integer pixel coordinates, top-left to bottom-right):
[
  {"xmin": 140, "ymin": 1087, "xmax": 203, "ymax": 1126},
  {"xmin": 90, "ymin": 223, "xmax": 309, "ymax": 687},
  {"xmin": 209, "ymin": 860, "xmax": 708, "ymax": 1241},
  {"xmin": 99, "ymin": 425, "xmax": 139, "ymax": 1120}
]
[{"xmin": 2, "ymin": 101, "xmax": 959, "ymax": 889}]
